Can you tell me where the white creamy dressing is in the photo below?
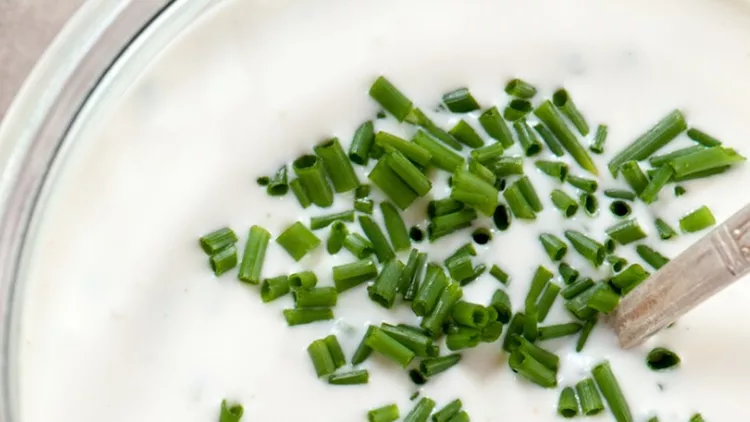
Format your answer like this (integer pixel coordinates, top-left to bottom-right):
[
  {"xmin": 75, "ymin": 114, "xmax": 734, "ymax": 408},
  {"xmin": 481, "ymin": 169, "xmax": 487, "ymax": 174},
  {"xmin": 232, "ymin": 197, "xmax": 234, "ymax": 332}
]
[{"xmin": 16, "ymin": 0, "xmax": 750, "ymax": 420}]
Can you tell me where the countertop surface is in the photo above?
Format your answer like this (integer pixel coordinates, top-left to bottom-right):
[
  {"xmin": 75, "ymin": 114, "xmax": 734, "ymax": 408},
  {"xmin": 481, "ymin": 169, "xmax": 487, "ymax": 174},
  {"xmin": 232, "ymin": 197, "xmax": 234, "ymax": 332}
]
[{"xmin": 0, "ymin": 0, "xmax": 85, "ymax": 122}]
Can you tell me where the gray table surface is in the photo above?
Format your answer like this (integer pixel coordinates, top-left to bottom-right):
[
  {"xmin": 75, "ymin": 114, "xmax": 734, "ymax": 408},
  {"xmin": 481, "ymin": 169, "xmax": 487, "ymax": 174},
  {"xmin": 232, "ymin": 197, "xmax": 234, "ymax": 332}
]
[{"xmin": 0, "ymin": 0, "xmax": 85, "ymax": 122}]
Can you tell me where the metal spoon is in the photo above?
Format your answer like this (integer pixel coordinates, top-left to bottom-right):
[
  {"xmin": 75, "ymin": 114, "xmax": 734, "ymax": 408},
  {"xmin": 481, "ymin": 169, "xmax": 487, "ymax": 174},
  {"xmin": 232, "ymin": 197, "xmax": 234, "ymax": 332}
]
[{"xmin": 613, "ymin": 203, "xmax": 750, "ymax": 348}]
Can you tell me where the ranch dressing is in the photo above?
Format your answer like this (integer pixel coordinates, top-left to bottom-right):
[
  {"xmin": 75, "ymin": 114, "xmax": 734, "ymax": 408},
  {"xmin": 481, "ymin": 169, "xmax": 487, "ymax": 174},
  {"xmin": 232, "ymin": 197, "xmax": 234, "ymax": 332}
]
[{"xmin": 15, "ymin": 0, "xmax": 750, "ymax": 421}]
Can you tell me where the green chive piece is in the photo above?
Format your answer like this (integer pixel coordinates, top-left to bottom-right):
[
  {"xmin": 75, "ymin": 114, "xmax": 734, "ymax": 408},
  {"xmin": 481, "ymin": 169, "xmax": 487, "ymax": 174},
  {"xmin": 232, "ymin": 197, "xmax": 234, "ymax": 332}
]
[
  {"xmin": 487, "ymin": 155, "xmax": 524, "ymax": 177},
  {"xmin": 647, "ymin": 417, "xmax": 661, "ymax": 422},
  {"xmin": 550, "ymin": 189, "xmax": 579, "ymax": 218},
  {"xmin": 587, "ymin": 284, "xmax": 620, "ymax": 314},
  {"xmin": 533, "ymin": 123, "xmax": 566, "ymax": 157},
  {"xmin": 559, "ymin": 262, "xmax": 579, "ymax": 285},
  {"xmin": 349, "ymin": 121, "xmax": 375, "ymax": 165},
  {"xmin": 562, "ymin": 277, "xmax": 595, "ymax": 300},
  {"xmin": 655, "ymin": 218, "xmax": 678, "ymax": 240},
  {"xmin": 468, "ymin": 159, "xmax": 497, "ymax": 186},
  {"xmin": 284, "ymin": 308, "xmax": 333, "ymax": 326},
  {"xmin": 479, "ymin": 107, "xmax": 515, "ymax": 148},
  {"xmin": 590, "ymin": 124, "xmax": 608, "ymax": 154},
  {"xmin": 674, "ymin": 185, "xmax": 686, "ymax": 196},
  {"xmin": 403, "ymin": 397, "xmax": 436, "ymax": 422},
  {"xmin": 505, "ymin": 78, "xmax": 537, "ymax": 98},
  {"xmin": 328, "ymin": 369, "xmax": 369, "ymax": 385},
  {"xmin": 413, "ymin": 130, "xmax": 466, "ymax": 171},
  {"xmin": 535, "ymin": 160, "xmax": 569, "ymax": 182},
  {"xmin": 266, "ymin": 165, "xmax": 289, "ymax": 196},
  {"xmin": 419, "ymin": 354, "xmax": 461, "ymax": 378},
  {"xmin": 219, "ymin": 400, "xmax": 244, "ymax": 422},
  {"xmin": 428, "ymin": 198, "xmax": 464, "ymax": 218},
  {"xmin": 452, "ymin": 301, "xmax": 490, "ymax": 328},
  {"xmin": 314, "ymin": 138, "xmax": 359, "ymax": 192},
  {"xmin": 512, "ymin": 336, "xmax": 560, "ymax": 380},
  {"xmin": 640, "ymin": 165, "xmax": 674, "ymax": 204},
  {"xmin": 433, "ymin": 399, "xmax": 462, "ymax": 422},
  {"xmin": 566, "ymin": 282, "xmax": 609, "ymax": 320},
  {"xmin": 673, "ymin": 166, "xmax": 730, "ymax": 181},
  {"xmin": 260, "ymin": 276, "xmax": 290, "ymax": 302},
  {"xmin": 368, "ymin": 158, "xmax": 419, "ymax": 210},
  {"xmin": 413, "ymin": 264, "xmax": 449, "ymax": 316},
  {"xmin": 620, "ymin": 161, "xmax": 650, "ymax": 195},
  {"xmin": 558, "ymin": 386, "xmax": 579, "ymax": 418},
  {"xmin": 450, "ymin": 169, "xmax": 499, "ymax": 216},
  {"xmin": 648, "ymin": 145, "xmax": 706, "ymax": 167},
  {"xmin": 516, "ymin": 175, "xmax": 542, "ymax": 212},
  {"xmin": 293, "ymin": 286, "xmax": 337, "ymax": 308},
  {"xmin": 525, "ymin": 267, "xmax": 553, "ymax": 313},
  {"xmin": 609, "ymin": 200, "xmax": 631, "ymax": 218},
  {"xmin": 509, "ymin": 348, "xmax": 559, "ymax": 388},
  {"xmin": 576, "ymin": 378, "xmax": 604, "ymax": 415},
  {"xmin": 689, "ymin": 414, "xmax": 706, "ymax": 422},
  {"xmin": 290, "ymin": 178, "xmax": 312, "ymax": 208},
  {"xmin": 539, "ymin": 322, "xmax": 582, "ymax": 341},
  {"xmin": 565, "ymin": 230, "xmax": 606, "ymax": 266},
  {"xmin": 293, "ymin": 155, "xmax": 334, "ymax": 207},
  {"xmin": 514, "ymin": 119, "xmax": 543, "ymax": 156},
  {"xmin": 481, "ymin": 320, "xmax": 504, "ymax": 342},
  {"xmin": 256, "ymin": 176, "xmax": 270, "ymax": 186},
  {"xmin": 368, "ymin": 403, "xmax": 400, "ymax": 422},
  {"xmin": 636, "ymin": 244, "xmax": 670, "ymax": 270},
  {"xmin": 611, "ymin": 264, "xmax": 649, "ymax": 295},
  {"xmin": 534, "ymin": 100, "xmax": 598, "ymax": 174},
  {"xmin": 342, "ymin": 232, "xmax": 373, "ymax": 259},
  {"xmin": 540, "ymin": 233, "xmax": 568, "ymax": 261},
  {"xmin": 687, "ymin": 128, "xmax": 722, "ymax": 146},
  {"xmin": 375, "ymin": 131, "xmax": 433, "ymax": 167},
  {"xmin": 566, "ymin": 175, "xmax": 598, "ymax": 193},
  {"xmin": 200, "ymin": 227, "xmax": 238, "ymax": 255},
  {"xmin": 580, "ymin": 193, "xmax": 599, "ymax": 216},
  {"xmin": 680, "ymin": 205, "xmax": 716, "ymax": 233},
  {"xmin": 369, "ymin": 76, "xmax": 413, "ymax": 121},
  {"xmin": 276, "ymin": 222, "xmax": 321, "ymax": 261},
  {"xmin": 537, "ymin": 283, "xmax": 562, "ymax": 322},
  {"xmin": 238, "ymin": 225, "xmax": 271, "ymax": 284},
  {"xmin": 450, "ymin": 120, "xmax": 485, "ymax": 148},
  {"xmin": 445, "ymin": 252, "xmax": 475, "ymax": 283},
  {"xmin": 604, "ymin": 189, "xmax": 636, "ymax": 201},
  {"xmin": 359, "ymin": 215, "xmax": 395, "ymax": 262},
  {"xmin": 210, "ymin": 245, "xmax": 238, "ymax": 276},
  {"xmin": 408, "ymin": 108, "xmax": 464, "ymax": 151},
  {"xmin": 333, "ymin": 258, "xmax": 378, "ymax": 292},
  {"xmin": 380, "ymin": 323, "xmax": 438, "ymax": 358},
  {"xmin": 352, "ymin": 326, "xmax": 376, "ymax": 365},
  {"xmin": 428, "ymin": 208, "xmax": 478, "ymax": 241},
  {"xmin": 647, "ymin": 347, "xmax": 681, "ymax": 371},
  {"xmin": 593, "ymin": 361, "xmax": 634, "ymax": 422},
  {"xmin": 379, "ymin": 202, "xmax": 411, "ymax": 251},
  {"xmin": 365, "ymin": 326, "xmax": 415, "ymax": 367},
  {"xmin": 576, "ymin": 315, "xmax": 598, "ymax": 352},
  {"xmin": 490, "ymin": 288, "xmax": 512, "ymax": 324},
  {"xmin": 502, "ymin": 312, "xmax": 526, "ymax": 351},
  {"xmin": 607, "ymin": 255, "xmax": 628, "ymax": 273},
  {"xmin": 398, "ymin": 249, "xmax": 421, "ymax": 294},
  {"xmin": 323, "ymin": 335, "xmax": 346, "ymax": 369},
  {"xmin": 553, "ymin": 89, "xmax": 590, "ymax": 135},
  {"xmin": 606, "ymin": 219, "xmax": 647, "ymax": 245},
  {"xmin": 355, "ymin": 185, "xmax": 371, "ymax": 199},
  {"xmin": 446, "ymin": 327, "xmax": 481, "ymax": 351},
  {"xmin": 609, "ymin": 109, "xmax": 687, "ymax": 175},
  {"xmin": 471, "ymin": 142, "xmax": 505, "ymax": 164},
  {"xmin": 310, "ymin": 210, "xmax": 355, "ymax": 230},
  {"xmin": 369, "ymin": 142, "xmax": 385, "ymax": 159},
  {"xmin": 368, "ymin": 259, "xmax": 405, "ymax": 308},
  {"xmin": 354, "ymin": 198, "xmax": 374, "ymax": 214},
  {"xmin": 421, "ymin": 282, "xmax": 463, "ymax": 336},
  {"xmin": 471, "ymin": 227, "xmax": 492, "ymax": 245},
  {"xmin": 443, "ymin": 87, "xmax": 480, "ymax": 112},
  {"xmin": 523, "ymin": 303, "xmax": 539, "ymax": 342},
  {"xmin": 493, "ymin": 204, "xmax": 512, "ymax": 230},
  {"xmin": 490, "ymin": 265, "xmax": 510, "ymax": 285},
  {"xmin": 403, "ymin": 252, "xmax": 428, "ymax": 300},
  {"xmin": 504, "ymin": 99, "xmax": 533, "ymax": 121},
  {"xmin": 668, "ymin": 146, "xmax": 745, "ymax": 178}
]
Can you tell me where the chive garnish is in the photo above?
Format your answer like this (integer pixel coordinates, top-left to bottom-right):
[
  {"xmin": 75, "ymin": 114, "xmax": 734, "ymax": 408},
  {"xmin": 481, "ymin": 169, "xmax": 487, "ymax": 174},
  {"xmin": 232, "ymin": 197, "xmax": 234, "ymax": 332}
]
[
  {"xmin": 468, "ymin": 159, "xmax": 497, "ymax": 186},
  {"xmin": 558, "ymin": 386, "xmax": 579, "ymax": 418},
  {"xmin": 679, "ymin": 205, "xmax": 716, "ymax": 233},
  {"xmin": 590, "ymin": 124, "xmax": 608, "ymax": 154},
  {"xmin": 505, "ymin": 78, "xmax": 537, "ymax": 98},
  {"xmin": 368, "ymin": 259, "xmax": 405, "ymax": 309},
  {"xmin": 412, "ymin": 130, "xmax": 465, "ymax": 172},
  {"xmin": 419, "ymin": 354, "xmax": 461, "ymax": 378},
  {"xmin": 351, "ymin": 326, "xmax": 376, "ymax": 365},
  {"xmin": 561, "ymin": 277, "xmax": 595, "ymax": 300},
  {"xmin": 403, "ymin": 252, "xmax": 427, "ymax": 302},
  {"xmin": 421, "ymin": 282, "xmax": 463, "ymax": 336},
  {"xmin": 674, "ymin": 185, "xmax": 686, "ymax": 196},
  {"xmin": 558, "ymin": 262, "xmax": 579, "ymax": 285},
  {"xmin": 636, "ymin": 244, "xmax": 670, "ymax": 270},
  {"xmin": 646, "ymin": 347, "xmax": 681, "ymax": 371},
  {"xmin": 292, "ymin": 154, "xmax": 334, "ymax": 207},
  {"xmin": 592, "ymin": 361, "xmax": 634, "ymax": 422},
  {"xmin": 514, "ymin": 119, "xmax": 543, "ymax": 156},
  {"xmin": 534, "ymin": 100, "xmax": 598, "ymax": 174},
  {"xmin": 648, "ymin": 145, "xmax": 706, "ymax": 167},
  {"xmin": 504, "ymin": 99, "xmax": 534, "ymax": 121},
  {"xmin": 310, "ymin": 210, "xmax": 355, "ymax": 230},
  {"xmin": 408, "ymin": 108, "xmax": 464, "ymax": 151},
  {"xmin": 284, "ymin": 308, "xmax": 334, "ymax": 326},
  {"xmin": 428, "ymin": 198, "xmax": 464, "ymax": 218},
  {"xmin": 328, "ymin": 369, "xmax": 369, "ymax": 385},
  {"xmin": 333, "ymin": 258, "xmax": 378, "ymax": 292},
  {"xmin": 538, "ymin": 322, "xmax": 582, "ymax": 341},
  {"xmin": 409, "ymin": 226, "xmax": 424, "ymax": 242},
  {"xmin": 523, "ymin": 304, "xmax": 539, "ymax": 342},
  {"xmin": 580, "ymin": 193, "xmax": 599, "ymax": 216},
  {"xmin": 256, "ymin": 176, "xmax": 270, "ymax": 186},
  {"xmin": 365, "ymin": 326, "xmax": 415, "ymax": 368},
  {"xmin": 403, "ymin": 397, "xmax": 436, "ymax": 422},
  {"xmin": 487, "ymin": 155, "xmax": 524, "ymax": 177},
  {"xmin": 341, "ymin": 232, "xmax": 373, "ymax": 259},
  {"xmin": 446, "ymin": 327, "xmax": 481, "ymax": 351},
  {"xmin": 209, "ymin": 245, "xmax": 238, "ymax": 276},
  {"xmin": 640, "ymin": 165, "xmax": 674, "ymax": 204},
  {"xmin": 451, "ymin": 301, "xmax": 490, "ymax": 328},
  {"xmin": 349, "ymin": 121, "xmax": 375, "ymax": 165},
  {"xmin": 238, "ymin": 225, "xmax": 271, "ymax": 284},
  {"xmin": 380, "ymin": 323, "xmax": 437, "ymax": 358},
  {"xmin": 471, "ymin": 142, "xmax": 505, "ymax": 164},
  {"xmin": 565, "ymin": 230, "xmax": 606, "ymax": 266},
  {"xmin": 354, "ymin": 198, "xmax": 374, "ymax": 214},
  {"xmin": 449, "ymin": 120, "xmax": 485, "ymax": 148},
  {"xmin": 442, "ymin": 87, "xmax": 480, "ymax": 113},
  {"xmin": 266, "ymin": 164, "xmax": 289, "ymax": 196},
  {"xmin": 503, "ymin": 183, "xmax": 536, "ymax": 220},
  {"xmin": 655, "ymin": 218, "xmax": 678, "ymax": 240},
  {"xmin": 553, "ymin": 89, "xmax": 590, "ymax": 136},
  {"xmin": 289, "ymin": 270, "xmax": 317, "ymax": 289},
  {"xmin": 368, "ymin": 403, "xmax": 400, "ymax": 422},
  {"xmin": 200, "ymin": 227, "xmax": 238, "ymax": 255},
  {"xmin": 576, "ymin": 378, "xmax": 604, "ymax": 415},
  {"xmin": 551, "ymin": 189, "xmax": 579, "ymax": 218},
  {"xmin": 526, "ymin": 265, "xmax": 554, "ymax": 307},
  {"xmin": 604, "ymin": 189, "xmax": 636, "ymax": 201},
  {"xmin": 219, "ymin": 400, "xmax": 244, "ymax": 422},
  {"xmin": 428, "ymin": 208, "xmax": 478, "ymax": 241},
  {"xmin": 540, "ymin": 233, "xmax": 568, "ymax": 261},
  {"xmin": 586, "ymin": 284, "xmax": 620, "ymax": 314},
  {"xmin": 609, "ymin": 200, "xmax": 631, "ymax": 218},
  {"xmin": 314, "ymin": 138, "xmax": 360, "ymax": 192},
  {"xmin": 490, "ymin": 288, "xmax": 512, "ymax": 324},
  {"xmin": 412, "ymin": 264, "xmax": 449, "ymax": 317},
  {"xmin": 276, "ymin": 221, "xmax": 321, "ymax": 261},
  {"xmin": 450, "ymin": 169, "xmax": 499, "ymax": 216},
  {"xmin": 369, "ymin": 76, "xmax": 413, "ymax": 121},
  {"xmin": 517, "ymin": 175, "xmax": 543, "ymax": 212},
  {"xmin": 687, "ymin": 127, "xmax": 722, "ymax": 147},
  {"xmin": 289, "ymin": 178, "xmax": 312, "ymax": 208},
  {"xmin": 260, "ymin": 275, "xmax": 290, "ymax": 302},
  {"xmin": 689, "ymin": 414, "xmax": 706, "ymax": 422},
  {"xmin": 293, "ymin": 286, "xmax": 337, "ymax": 308},
  {"xmin": 669, "ymin": 146, "xmax": 745, "ymax": 178},
  {"xmin": 471, "ymin": 227, "xmax": 492, "ymax": 244},
  {"xmin": 478, "ymin": 107, "xmax": 515, "ymax": 148},
  {"xmin": 606, "ymin": 218, "xmax": 647, "ymax": 245},
  {"xmin": 375, "ymin": 131, "xmax": 433, "ymax": 166},
  {"xmin": 535, "ymin": 160, "xmax": 569, "ymax": 182},
  {"xmin": 368, "ymin": 158, "xmax": 419, "ymax": 210},
  {"xmin": 533, "ymin": 123, "xmax": 566, "ymax": 157},
  {"xmin": 537, "ymin": 283, "xmax": 562, "ymax": 322},
  {"xmin": 607, "ymin": 255, "xmax": 628, "ymax": 273},
  {"xmin": 489, "ymin": 265, "xmax": 510, "ymax": 285},
  {"xmin": 433, "ymin": 399, "xmax": 463, "ymax": 422},
  {"xmin": 576, "ymin": 316, "xmax": 598, "ymax": 352}
]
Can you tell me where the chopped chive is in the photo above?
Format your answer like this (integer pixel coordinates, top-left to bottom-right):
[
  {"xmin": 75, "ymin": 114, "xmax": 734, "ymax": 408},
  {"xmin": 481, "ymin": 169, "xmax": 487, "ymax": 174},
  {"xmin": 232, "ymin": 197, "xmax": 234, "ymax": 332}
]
[
  {"xmin": 409, "ymin": 226, "xmax": 424, "ymax": 242},
  {"xmin": 562, "ymin": 277, "xmax": 595, "ymax": 300},
  {"xmin": 293, "ymin": 286, "xmax": 337, "ymax": 308},
  {"xmin": 648, "ymin": 145, "xmax": 706, "ymax": 167},
  {"xmin": 471, "ymin": 228, "xmax": 492, "ymax": 245},
  {"xmin": 266, "ymin": 165, "xmax": 289, "ymax": 196},
  {"xmin": 293, "ymin": 155, "xmax": 334, "ymax": 207},
  {"xmin": 620, "ymin": 161, "xmax": 649, "ymax": 195},
  {"xmin": 540, "ymin": 233, "xmax": 568, "ymax": 261},
  {"xmin": 609, "ymin": 109, "xmax": 687, "ymax": 175},
  {"xmin": 516, "ymin": 176, "xmax": 543, "ymax": 212},
  {"xmin": 383, "ymin": 148, "xmax": 433, "ymax": 196},
  {"xmin": 490, "ymin": 265, "xmax": 510, "ymax": 285},
  {"xmin": 333, "ymin": 259, "xmax": 378, "ymax": 292},
  {"xmin": 610, "ymin": 200, "xmax": 631, "ymax": 218},
  {"xmin": 655, "ymin": 218, "xmax": 678, "ymax": 240},
  {"xmin": 412, "ymin": 130, "xmax": 465, "ymax": 171},
  {"xmin": 413, "ymin": 264, "xmax": 449, "ymax": 316},
  {"xmin": 514, "ymin": 120, "xmax": 543, "ymax": 156},
  {"xmin": 276, "ymin": 222, "xmax": 321, "ymax": 261},
  {"xmin": 537, "ymin": 282, "xmax": 562, "ymax": 322},
  {"xmin": 355, "ymin": 185, "xmax": 371, "ymax": 199},
  {"xmin": 200, "ymin": 227, "xmax": 238, "ymax": 255},
  {"xmin": 289, "ymin": 270, "xmax": 317, "ymax": 289},
  {"xmin": 505, "ymin": 78, "xmax": 537, "ymax": 98},
  {"xmin": 487, "ymin": 155, "xmax": 524, "ymax": 177},
  {"xmin": 443, "ymin": 88, "xmax": 480, "ymax": 112},
  {"xmin": 365, "ymin": 326, "xmax": 415, "ymax": 368},
  {"xmin": 368, "ymin": 259, "xmax": 405, "ymax": 308},
  {"xmin": 432, "ymin": 399, "xmax": 462, "ymax": 422},
  {"xmin": 670, "ymin": 146, "xmax": 746, "ymax": 178},
  {"xmin": 606, "ymin": 219, "xmax": 647, "ymax": 245},
  {"xmin": 576, "ymin": 378, "xmax": 604, "ymax": 416},
  {"xmin": 428, "ymin": 198, "xmax": 464, "ymax": 218},
  {"xmin": 492, "ymin": 205, "xmax": 512, "ymax": 231},
  {"xmin": 368, "ymin": 403, "xmax": 400, "ymax": 422},
  {"xmin": 403, "ymin": 397, "xmax": 436, "ymax": 422},
  {"xmin": 445, "ymin": 252, "xmax": 474, "ymax": 282},
  {"xmin": 446, "ymin": 327, "xmax": 481, "ymax": 351},
  {"xmin": 525, "ymin": 266, "xmax": 554, "ymax": 308},
  {"xmin": 502, "ymin": 312, "xmax": 526, "ymax": 352},
  {"xmin": 590, "ymin": 124, "xmax": 608, "ymax": 154},
  {"xmin": 450, "ymin": 169, "xmax": 499, "ymax": 216},
  {"xmin": 576, "ymin": 315, "xmax": 598, "ymax": 352},
  {"xmin": 533, "ymin": 123, "xmax": 566, "ymax": 157},
  {"xmin": 581, "ymin": 193, "xmax": 599, "ymax": 216},
  {"xmin": 604, "ymin": 189, "xmax": 636, "ymax": 201},
  {"xmin": 328, "ymin": 369, "xmax": 369, "ymax": 385},
  {"xmin": 315, "ymin": 138, "xmax": 359, "ymax": 192},
  {"xmin": 587, "ymin": 284, "xmax": 620, "ymax": 314},
  {"xmin": 550, "ymin": 189, "xmax": 579, "ymax": 218},
  {"xmin": 220, "ymin": 400, "xmax": 244, "ymax": 422},
  {"xmin": 553, "ymin": 89, "xmax": 589, "ymax": 135},
  {"xmin": 689, "ymin": 414, "xmax": 706, "ymax": 422},
  {"xmin": 509, "ymin": 342, "xmax": 558, "ymax": 387},
  {"xmin": 238, "ymin": 225, "xmax": 271, "ymax": 284},
  {"xmin": 209, "ymin": 245, "xmax": 238, "ymax": 276},
  {"xmin": 565, "ymin": 230, "xmax": 606, "ymax": 266},
  {"xmin": 260, "ymin": 276, "xmax": 290, "ymax": 302},
  {"xmin": 256, "ymin": 176, "xmax": 270, "ymax": 186},
  {"xmin": 490, "ymin": 288, "xmax": 512, "ymax": 323},
  {"xmin": 611, "ymin": 263, "xmax": 649, "ymax": 295},
  {"xmin": 452, "ymin": 301, "xmax": 490, "ymax": 328},
  {"xmin": 592, "ymin": 361, "xmax": 633, "ymax": 422},
  {"xmin": 673, "ymin": 165, "xmax": 730, "ymax": 181},
  {"xmin": 408, "ymin": 108, "xmax": 464, "ymax": 151},
  {"xmin": 674, "ymin": 185, "xmax": 686, "ymax": 196},
  {"xmin": 534, "ymin": 100, "xmax": 598, "ymax": 175},
  {"xmin": 404, "ymin": 252, "xmax": 428, "ymax": 301},
  {"xmin": 428, "ymin": 208, "xmax": 478, "ymax": 241},
  {"xmin": 349, "ymin": 121, "xmax": 375, "ymax": 165},
  {"xmin": 450, "ymin": 120, "xmax": 485, "ymax": 148},
  {"xmin": 369, "ymin": 143, "xmax": 385, "ymax": 159},
  {"xmin": 538, "ymin": 322, "xmax": 582, "ymax": 341},
  {"xmin": 640, "ymin": 165, "xmax": 674, "ymax": 204},
  {"xmin": 680, "ymin": 206, "xmax": 716, "ymax": 233},
  {"xmin": 647, "ymin": 417, "xmax": 660, "ymax": 422},
  {"xmin": 310, "ymin": 210, "xmax": 355, "ymax": 230},
  {"xmin": 647, "ymin": 347, "xmax": 681, "ymax": 371},
  {"xmin": 289, "ymin": 178, "xmax": 312, "ymax": 208},
  {"xmin": 636, "ymin": 244, "xmax": 669, "ymax": 270},
  {"xmin": 504, "ymin": 99, "xmax": 533, "ymax": 121},
  {"xmin": 352, "ymin": 326, "xmax": 376, "ymax": 365},
  {"xmin": 342, "ymin": 232, "xmax": 373, "ymax": 259},
  {"xmin": 421, "ymin": 282, "xmax": 463, "ymax": 336},
  {"xmin": 468, "ymin": 159, "xmax": 497, "ymax": 186},
  {"xmin": 419, "ymin": 354, "xmax": 462, "ymax": 378},
  {"xmin": 284, "ymin": 308, "xmax": 334, "ymax": 326},
  {"xmin": 471, "ymin": 142, "xmax": 505, "ymax": 164},
  {"xmin": 369, "ymin": 76, "xmax": 413, "ymax": 121},
  {"xmin": 535, "ymin": 160, "xmax": 569, "ymax": 182},
  {"xmin": 359, "ymin": 215, "xmax": 395, "ymax": 262},
  {"xmin": 398, "ymin": 249, "xmax": 422, "ymax": 293},
  {"xmin": 566, "ymin": 282, "xmax": 610, "ymax": 320},
  {"xmin": 523, "ymin": 303, "xmax": 539, "ymax": 342},
  {"xmin": 567, "ymin": 175, "xmax": 598, "ymax": 194},
  {"xmin": 479, "ymin": 106, "xmax": 515, "ymax": 148},
  {"xmin": 323, "ymin": 334, "xmax": 346, "ymax": 369},
  {"xmin": 481, "ymin": 320, "xmax": 504, "ymax": 342},
  {"xmin": 378, "ymin": 202, "xmax": 410, "ymax": 251},
  {"xmin": 558, "ymin": 386, "xmax": 579, "ymax": 418},
  {"xmin": 380, "ymin": 323, "xmax": 438, "ymax": 358},
  {"xmin": 375, "ymin": 131, "xmax": 432, "ymax": 167},
  {"xmin": 607, "ymin": 255, "xmax": 628, "ymax": 273},
  {"xmin": 355, "ymin": 198, "xmax": 374, "ymax": 214},
  {"xmin": 368, "ymin": 158, "xmax": 418, "ymax": 210},
  {"xmin": 559, "ymin": 262, "xmax": 579, "ymax": 285},
  {"xmin": 687, "ymin": 127, "xmax": 722, "ymax": 146}
]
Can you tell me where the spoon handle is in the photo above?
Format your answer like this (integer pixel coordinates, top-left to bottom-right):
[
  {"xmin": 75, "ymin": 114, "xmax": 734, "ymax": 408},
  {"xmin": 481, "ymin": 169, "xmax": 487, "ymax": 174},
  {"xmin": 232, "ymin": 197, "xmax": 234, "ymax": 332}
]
[{"xmin": 613, "ymin": 203, "xmax": 750, "ymax": 349}]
